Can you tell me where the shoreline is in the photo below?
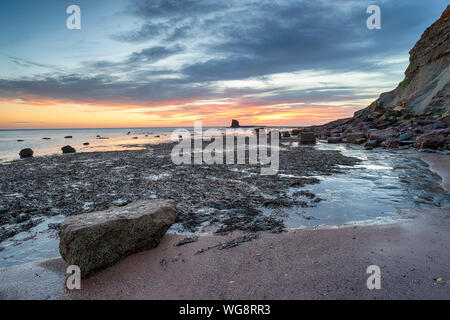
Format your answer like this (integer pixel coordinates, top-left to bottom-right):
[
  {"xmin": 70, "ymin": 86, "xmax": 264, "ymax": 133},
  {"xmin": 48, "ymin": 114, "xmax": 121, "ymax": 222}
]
[
  {"xmin": 421, "ymin": 154, "xmax": 450, "ymax": 193},
  {"xmin": 1, "ymin": 204, "xmax": 448, "ymax": 299}
]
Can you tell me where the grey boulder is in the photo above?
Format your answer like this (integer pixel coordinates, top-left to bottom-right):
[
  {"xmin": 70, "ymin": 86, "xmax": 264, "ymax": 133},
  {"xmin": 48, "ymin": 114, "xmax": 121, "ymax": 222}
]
[{"xmin": 59, "ymin": 200, "xmax": 177, "ymax": 277}]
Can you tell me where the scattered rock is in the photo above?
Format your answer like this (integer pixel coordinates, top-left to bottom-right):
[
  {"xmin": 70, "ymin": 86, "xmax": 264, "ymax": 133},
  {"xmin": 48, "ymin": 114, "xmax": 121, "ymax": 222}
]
[
  {"xmin": 59, "ymin": 200, "xmax": 177, "ymax": 277},
  {"xmin": 346, "ymin": 132, "xmax": 366, "ymax": 144},
  {"xmin": 298, "ymin": 132, "xmax": 316, "ymax": 144},
  {"xmin": 368, "ymin": 128, "xmax": 398, "ymax": 142},
  {"xmin": 218, "ymin": 233, "xmax": 260, "ymax": 249},
  {"xmin": 19, "ymin": 148, "xmax": 33, "ymax": 158},
  {"xmin": 327, "ymin": 137, "xmax": 342, "ymax": 144},
  {"xmin": 176, "ymin": 236, "xmax": 198, "ymax": 246},
  {"xmin": 61, "ymin": 145, "xmax": 76, "ymax": 154},
  {"xmin": 414, "ymin": 132, "xmax": 444, "ymax": 150}
]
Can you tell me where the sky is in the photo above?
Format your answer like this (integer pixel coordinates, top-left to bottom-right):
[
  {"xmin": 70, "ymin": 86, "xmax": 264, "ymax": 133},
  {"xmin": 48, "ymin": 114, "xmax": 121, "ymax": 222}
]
[{"xmin": 0, "ymin": 0, "xmax": 447, "ymax": 129}]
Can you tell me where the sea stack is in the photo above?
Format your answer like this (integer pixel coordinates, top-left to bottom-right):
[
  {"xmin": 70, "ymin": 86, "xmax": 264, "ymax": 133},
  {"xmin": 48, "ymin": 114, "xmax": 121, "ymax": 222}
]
[{"xmin": 231, "ymin": 119, "xmax": 240, "ymax": 128}]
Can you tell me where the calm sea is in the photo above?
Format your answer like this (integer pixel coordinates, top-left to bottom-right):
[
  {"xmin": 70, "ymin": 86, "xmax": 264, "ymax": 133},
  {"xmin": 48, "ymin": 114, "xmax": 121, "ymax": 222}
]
[
  {"xmin": 0, "ymin": 126, "xmax": 282, "ymax": 162},
  {"xmin": 0, "ymin": 127, "xmax": 191, "ymax": 162}
]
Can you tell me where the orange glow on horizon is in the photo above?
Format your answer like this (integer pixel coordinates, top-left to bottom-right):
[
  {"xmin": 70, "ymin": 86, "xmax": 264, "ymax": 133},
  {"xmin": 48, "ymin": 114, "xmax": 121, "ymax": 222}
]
[{"xmin": 0, "ymin": 95, "xmax": 367, "ymax": 129}]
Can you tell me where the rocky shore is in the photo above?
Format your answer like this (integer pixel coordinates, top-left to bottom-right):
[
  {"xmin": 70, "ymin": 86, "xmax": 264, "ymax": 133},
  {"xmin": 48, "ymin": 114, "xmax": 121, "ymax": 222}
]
[
  {"xmin": 0, "ymin": 140, "xmax": 361, "ymax": 244},
  {"xmin": 300, "ymin": 6, "xmax": 450, "ymax": 153}
]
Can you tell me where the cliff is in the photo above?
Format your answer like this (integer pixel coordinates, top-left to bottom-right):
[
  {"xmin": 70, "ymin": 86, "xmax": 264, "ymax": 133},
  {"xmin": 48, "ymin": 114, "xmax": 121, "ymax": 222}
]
[{"xmin": 355, "ymin": 5, "xmax": 450, "ymax": 121}]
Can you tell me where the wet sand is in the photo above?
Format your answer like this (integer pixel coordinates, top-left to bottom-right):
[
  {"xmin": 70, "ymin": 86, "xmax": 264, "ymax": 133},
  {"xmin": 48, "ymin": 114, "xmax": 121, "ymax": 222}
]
[{"xmin": 422, "ymin": 154, "xmax": 450, "ymax": 193}]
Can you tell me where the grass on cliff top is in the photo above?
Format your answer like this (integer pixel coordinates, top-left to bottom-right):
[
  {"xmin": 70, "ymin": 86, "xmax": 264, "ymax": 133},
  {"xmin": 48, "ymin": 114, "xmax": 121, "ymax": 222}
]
[{"xmin": 402, "ymin": 79, "xmax": 411, "ymax": 88}]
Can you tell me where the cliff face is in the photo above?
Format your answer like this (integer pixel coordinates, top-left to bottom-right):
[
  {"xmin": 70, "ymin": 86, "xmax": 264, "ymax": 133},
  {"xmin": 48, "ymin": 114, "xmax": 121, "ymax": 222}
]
[{"xmin": 355, "ymin": 5, "xmax": 450, "ymax": 121}]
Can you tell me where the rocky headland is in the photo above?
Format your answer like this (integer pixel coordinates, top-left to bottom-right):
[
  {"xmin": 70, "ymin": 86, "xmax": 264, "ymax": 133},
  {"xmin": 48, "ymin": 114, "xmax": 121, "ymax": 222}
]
[{"xmin": 300, "ymin": 6, "xmax": 450, "ymax": 153}]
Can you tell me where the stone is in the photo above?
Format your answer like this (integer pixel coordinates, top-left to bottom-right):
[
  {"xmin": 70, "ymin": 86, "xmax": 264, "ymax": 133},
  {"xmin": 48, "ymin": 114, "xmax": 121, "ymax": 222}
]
[
  {"xmin": 368, "ymin": 128, "xmax": 398, "ymax": 142},
  {"xmin": 59, "ymin": 200, "xmax": 177, "ymax": 277},
  {"xmin": 414, "ymin": 132, "xmax": 444, "ymax": 149},
  {"xmin": 83, "ymin": 142, "xmax": 89, "ymax": 146},
  {"xmin": 281, "ymin": 131, "xmax": 291, "ymax": 138},
  {"xmin": 19, "ymin": 148, "xmax": 33, "ymax": 158},
  {"xmin": 291, "ymin": 129, "xmax": 301, "ymax": 136},
  {"xmin": 61, "ymin": 145, "xmax": 76, "ymax": 153},
  {"xmin": 364, "ymin": 140, "xmax": 379, "ymax": 148},
  {"xmin": 327, "ymin": 137, "xmax": 342, "ymax": 144},
  {"xmin": 64, "ymin": 136, "xmax": 73, "ymax": 139},
  {"xmin": 355, "ymin": 138, "xmax": 367, "ymax": 144},
  {"xmin": 384, "ymin": 138, "xmax": 401, "ymax": 149},
  {"xmin": 346, "ymin": 132, "xmax": 366, "ymax": 144},
  {"xmin": 397, "ymin": 132, "xmax": 413, "ymax": 141},
  {"xmin": 298, "ymin": 132, "xmax": 316, "ymax": 144}
]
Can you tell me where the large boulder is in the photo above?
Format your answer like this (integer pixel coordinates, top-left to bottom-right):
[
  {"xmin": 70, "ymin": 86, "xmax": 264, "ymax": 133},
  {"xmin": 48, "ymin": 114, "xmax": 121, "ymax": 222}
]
[
  {"xmin": 59, "ymin": 200, "xmax": 177, "ymax": 277},
  {"xmin": 298, "ymin": 132, "xmax": 316, "ymax": 144},
  {"xmin": 19, "ymin": 148, "xmax": 33, "ymax": 158}
]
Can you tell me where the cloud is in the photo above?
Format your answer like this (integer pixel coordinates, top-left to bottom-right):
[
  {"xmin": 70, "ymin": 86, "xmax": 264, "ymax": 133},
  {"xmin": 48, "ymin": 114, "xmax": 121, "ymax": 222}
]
[{"xmin": 0, "ymin": 0, "xmax": 446, "ymax": 121}]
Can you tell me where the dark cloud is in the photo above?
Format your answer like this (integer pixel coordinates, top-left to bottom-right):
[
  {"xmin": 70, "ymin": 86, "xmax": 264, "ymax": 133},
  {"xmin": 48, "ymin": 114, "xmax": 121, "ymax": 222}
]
[
  {"xmin": 85, "ymin": 45, "xmax": 184, "ymax": 71},
  {"xmin": 128, "ymin": 0, "xmax": 227, "ymax": 19}
]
